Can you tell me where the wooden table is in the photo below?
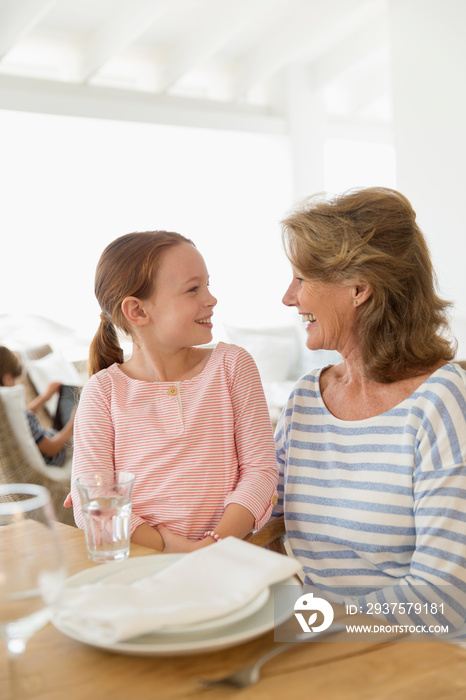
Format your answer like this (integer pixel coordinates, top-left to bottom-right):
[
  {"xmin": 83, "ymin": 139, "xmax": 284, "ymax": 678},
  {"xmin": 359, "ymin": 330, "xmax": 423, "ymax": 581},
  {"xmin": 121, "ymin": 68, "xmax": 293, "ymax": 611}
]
[{"xmin": 2, "ymin": 523, "xmax": 466, "ymax": 700}]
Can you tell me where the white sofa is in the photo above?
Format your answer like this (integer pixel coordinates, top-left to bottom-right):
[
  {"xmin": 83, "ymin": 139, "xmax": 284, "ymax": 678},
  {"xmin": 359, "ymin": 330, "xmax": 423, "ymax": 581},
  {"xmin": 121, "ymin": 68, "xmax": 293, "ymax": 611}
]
[
  {"xmin": 0, "ymin": 314, "xmax": 341, "ymax": 429},
  {"xmin": 223, "ymin": 322, "xmax": 341, "ymax": 425}
]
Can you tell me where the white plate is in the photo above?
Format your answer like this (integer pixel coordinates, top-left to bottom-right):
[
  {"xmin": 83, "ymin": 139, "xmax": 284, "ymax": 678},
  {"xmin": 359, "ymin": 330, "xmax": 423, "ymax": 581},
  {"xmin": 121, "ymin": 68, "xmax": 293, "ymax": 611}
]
[
  {"xmin": 85, "ymin": 557, "xmax": 270, "ymax": 634},
  {"xmin": 53, "ymin": 554, "xmax": 299, "ymax": 656}
]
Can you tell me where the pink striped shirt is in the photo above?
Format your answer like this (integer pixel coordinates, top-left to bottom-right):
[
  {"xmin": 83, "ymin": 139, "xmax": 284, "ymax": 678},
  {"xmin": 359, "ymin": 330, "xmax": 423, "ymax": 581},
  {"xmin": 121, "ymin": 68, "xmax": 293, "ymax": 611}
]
[{"xmin": 67, "ymin": 342, "xmax": 278, "ymax": 538}]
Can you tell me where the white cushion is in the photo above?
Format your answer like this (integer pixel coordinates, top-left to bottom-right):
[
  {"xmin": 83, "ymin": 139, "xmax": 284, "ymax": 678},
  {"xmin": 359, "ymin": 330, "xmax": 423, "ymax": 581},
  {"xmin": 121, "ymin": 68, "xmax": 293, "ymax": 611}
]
[
  {"xmin": 25, "ymin": 351, "xmax": 83, "ymax": 415},
  {"xmin": 0, "ymin": 313, "xmax": 78, "ymax": 351},
  {"xmin": 299, "ymin": 347, "xmax": 343, "ymax": 376},
  {"xmin": 224, "ymin": 325, "xmax": 301, "ymax": 383},
  {"xmin": 0, "ymin": 384, "xmax": 72, "ymax": 482},
  {"xmin": 293, "ymin": 320, "xmax": 342, "ymax": 375}
]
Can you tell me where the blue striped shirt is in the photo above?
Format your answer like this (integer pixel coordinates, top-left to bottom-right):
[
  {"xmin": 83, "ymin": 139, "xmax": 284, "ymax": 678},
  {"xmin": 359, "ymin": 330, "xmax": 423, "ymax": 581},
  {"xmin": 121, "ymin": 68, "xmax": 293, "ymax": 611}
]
[{"xmin": 273, "ymin": 362, "xmax": 466, "ymax": 636}]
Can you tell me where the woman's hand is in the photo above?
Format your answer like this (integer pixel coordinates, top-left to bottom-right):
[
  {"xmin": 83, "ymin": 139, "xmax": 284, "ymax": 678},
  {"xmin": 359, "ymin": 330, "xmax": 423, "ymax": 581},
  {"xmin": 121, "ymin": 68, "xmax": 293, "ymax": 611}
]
[{"xmin": 157, "ymin": 524, "xmax": 211, "ymax": 553}]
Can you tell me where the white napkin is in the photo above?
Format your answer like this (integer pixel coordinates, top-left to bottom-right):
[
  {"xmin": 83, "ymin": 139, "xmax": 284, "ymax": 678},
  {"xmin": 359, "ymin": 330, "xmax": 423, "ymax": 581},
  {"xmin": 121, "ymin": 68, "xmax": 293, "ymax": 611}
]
[{"xmin": 54, "ymin": 537, "xmax": 301, "ymax": 644}]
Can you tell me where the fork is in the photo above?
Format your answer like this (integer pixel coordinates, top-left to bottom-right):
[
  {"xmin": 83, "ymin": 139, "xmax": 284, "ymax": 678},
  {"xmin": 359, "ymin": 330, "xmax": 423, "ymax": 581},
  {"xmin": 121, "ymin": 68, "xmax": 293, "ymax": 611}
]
[{"xmin": 200, "ymin": 623, "xmax": 346, "ymax": 688}]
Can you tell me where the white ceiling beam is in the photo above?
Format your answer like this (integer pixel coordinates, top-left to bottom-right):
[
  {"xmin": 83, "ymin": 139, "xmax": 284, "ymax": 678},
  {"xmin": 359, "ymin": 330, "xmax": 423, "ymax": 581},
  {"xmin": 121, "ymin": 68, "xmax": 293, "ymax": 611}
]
[
  {"xmin": 152, "ymin": 0, "xmax": 270, "ymax": 93},
  {"xmin": 326, "ymin": 116, "xmax": 393, "ymax": 144},
  {"xmin": 76, "ymin": 0, "xmax": 172, "ymax": 84},
  {"xmin": 308, "ymin": 16, "xmax": 388, "ymax": 90},
  {"xmin": 345, "ymin": 52, "xmax": 390, "ymax": 115},
  {"xmin": 0, "ymin": 0, "xmax": 58, "ymax": 61},
  {"xmin": 226, "ymin": 0, "xmax": 385, "ymax": 99},
  {"xmin": 0, "ymin": 73, "xmax": 285, "ymax": 134},
  {"xmin": 349, "ymin": 77, "xmax": 388, "ymax": 116}
]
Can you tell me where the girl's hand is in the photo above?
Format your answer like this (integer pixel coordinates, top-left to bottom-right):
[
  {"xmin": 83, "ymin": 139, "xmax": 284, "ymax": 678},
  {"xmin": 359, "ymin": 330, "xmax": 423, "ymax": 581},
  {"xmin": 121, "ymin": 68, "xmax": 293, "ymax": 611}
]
[
  {"xmin": 27, "ymin": 381, "xmax": 63, "ymax": 414},
  {"xmin": 44, "ymin": 381, "xmax": 62, "ymax": 400},
  {"xmin": 157, "ymin": 525, "xmax": 211, "ymax": 553}
]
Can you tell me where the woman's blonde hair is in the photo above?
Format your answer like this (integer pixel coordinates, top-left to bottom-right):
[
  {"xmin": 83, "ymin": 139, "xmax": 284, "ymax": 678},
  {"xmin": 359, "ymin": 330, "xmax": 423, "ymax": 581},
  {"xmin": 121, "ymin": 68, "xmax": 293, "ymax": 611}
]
[
  {"xmin": 281, "ymin": 186, "xmax": 455, "ymax": 382},
  {"xmin": 89, "ymin": 231, "xmax": 193, "ymax": 376}
]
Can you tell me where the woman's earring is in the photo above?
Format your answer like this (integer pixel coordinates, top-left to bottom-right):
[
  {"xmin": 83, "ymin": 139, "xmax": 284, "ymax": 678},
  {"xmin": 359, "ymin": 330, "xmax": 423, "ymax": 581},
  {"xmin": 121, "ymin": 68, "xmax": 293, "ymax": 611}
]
[{"xmin": 353, "ymin": 300, "xmax": 358, "ymax": 306}]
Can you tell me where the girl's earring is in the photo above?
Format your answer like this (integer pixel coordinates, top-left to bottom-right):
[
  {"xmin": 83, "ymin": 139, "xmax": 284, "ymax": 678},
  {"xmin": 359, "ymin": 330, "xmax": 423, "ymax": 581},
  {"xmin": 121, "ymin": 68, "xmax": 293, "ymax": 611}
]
[{"xmin": 353, "ymin": 300, "xmax": 358, "ymax": 306}]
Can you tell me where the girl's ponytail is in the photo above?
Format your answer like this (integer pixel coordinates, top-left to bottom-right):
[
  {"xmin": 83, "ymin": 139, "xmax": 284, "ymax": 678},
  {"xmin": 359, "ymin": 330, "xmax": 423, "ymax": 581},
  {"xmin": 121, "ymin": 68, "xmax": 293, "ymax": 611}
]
[{"xmin": 88, "ymin": 313, "xmax": 124, "ymax": 376}]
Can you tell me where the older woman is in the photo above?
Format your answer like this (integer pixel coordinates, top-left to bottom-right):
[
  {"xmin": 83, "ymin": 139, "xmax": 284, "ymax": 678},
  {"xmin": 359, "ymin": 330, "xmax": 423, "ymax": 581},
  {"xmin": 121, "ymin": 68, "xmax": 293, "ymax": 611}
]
[{"xmin": 274, "ymin": 186, "xmax": 466, "ymax": 637}]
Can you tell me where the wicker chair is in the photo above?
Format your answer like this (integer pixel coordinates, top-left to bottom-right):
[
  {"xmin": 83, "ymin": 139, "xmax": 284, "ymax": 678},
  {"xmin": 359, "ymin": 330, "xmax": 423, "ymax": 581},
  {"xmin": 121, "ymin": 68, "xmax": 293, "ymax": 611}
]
[
  {"xmin": 244, "ymin": 515, "xmax": 286, "ymax": 554},
  {"xmin": 0, "ymin": 393, "xmax": 75, "ymax": 525}
]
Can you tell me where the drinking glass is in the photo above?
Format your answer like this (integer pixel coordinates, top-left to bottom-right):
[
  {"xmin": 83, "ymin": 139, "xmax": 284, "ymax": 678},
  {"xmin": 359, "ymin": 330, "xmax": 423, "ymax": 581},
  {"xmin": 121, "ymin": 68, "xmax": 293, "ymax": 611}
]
[
  {"xmin": 0, "ymin": 484, "xmax": 66, "ymax": 699},
  {"xmin": 75, "ymin": 471, "xmax": 135, "ymax": 563}
]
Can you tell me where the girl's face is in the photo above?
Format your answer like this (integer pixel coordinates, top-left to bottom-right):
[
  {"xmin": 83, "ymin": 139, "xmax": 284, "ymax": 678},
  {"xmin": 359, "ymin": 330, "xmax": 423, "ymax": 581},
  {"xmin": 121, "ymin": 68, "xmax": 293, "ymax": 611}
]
[
  {"xmin": 143, "ymin": 243, "xmax": 217, "ymax": 350},
  {"xmin": 1, "ymin": 373, "xmax": 16, "ymax": 387},
  {"xmin": 282, "ymin": 268, "xmax": 358, "ymax": 355}
]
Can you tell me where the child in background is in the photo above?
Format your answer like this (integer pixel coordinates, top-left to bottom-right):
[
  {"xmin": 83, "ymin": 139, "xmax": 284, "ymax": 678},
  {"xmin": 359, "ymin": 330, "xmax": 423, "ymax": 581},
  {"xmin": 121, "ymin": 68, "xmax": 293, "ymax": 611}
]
[
  {"xmin": 65, "ymin": 231, "xmax": 277, "ymax": 552},
  {"xmin": 0, "ymin": 346, "xmax": 75, "ymax": 466}
]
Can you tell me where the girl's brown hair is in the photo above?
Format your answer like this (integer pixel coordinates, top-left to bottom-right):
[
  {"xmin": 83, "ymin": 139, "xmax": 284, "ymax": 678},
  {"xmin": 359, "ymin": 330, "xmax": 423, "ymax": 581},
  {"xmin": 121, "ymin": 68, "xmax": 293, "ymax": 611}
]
[
  {"xmin": 0, "ymin": 346, "xmax": 23, "ymax": 385},
  {"xmin": 89, "ymin": 231, "xmax": 193, "ymax": 376},
  {"xmin": 281, "ymin": 187, "xmax": 455, "ymax": 382}
]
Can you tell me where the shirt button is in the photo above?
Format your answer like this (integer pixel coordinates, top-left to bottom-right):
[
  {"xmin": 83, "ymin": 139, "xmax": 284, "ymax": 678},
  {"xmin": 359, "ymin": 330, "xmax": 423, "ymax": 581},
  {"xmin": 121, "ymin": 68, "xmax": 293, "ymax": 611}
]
[
  {"xmin": 272, "ymin": 493, "xmax": 278, "ymax": 505},
  {"xmin": 168, "ymin": 386, "xmax": 177, "ymax": 396}
]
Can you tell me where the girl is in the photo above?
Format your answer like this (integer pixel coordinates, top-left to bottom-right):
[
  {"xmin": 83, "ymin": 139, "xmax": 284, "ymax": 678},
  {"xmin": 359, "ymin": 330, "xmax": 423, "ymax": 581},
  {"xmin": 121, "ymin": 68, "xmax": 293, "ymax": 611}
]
[
  {"xmin": 0, "ymin": 346, "xmax": 75, "ymax": 466},
  {"xmin": 65, "ymin": 231, "xmax": 277, "ymax": 552}
]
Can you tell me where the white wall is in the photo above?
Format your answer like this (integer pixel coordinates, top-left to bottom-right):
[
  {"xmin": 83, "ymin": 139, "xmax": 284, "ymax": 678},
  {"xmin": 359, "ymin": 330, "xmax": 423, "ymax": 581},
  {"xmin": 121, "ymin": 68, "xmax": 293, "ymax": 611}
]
[
  {"xmin": 4, "ymin": 1, "xmax": 466, "ymax": 359},
  {"xmin": 0, "ymin": 109, "xmax": 294, "ymax": 344},
  {"xmin": 389, "ymin": 0, "xmax": 466, "ymax": 356}
]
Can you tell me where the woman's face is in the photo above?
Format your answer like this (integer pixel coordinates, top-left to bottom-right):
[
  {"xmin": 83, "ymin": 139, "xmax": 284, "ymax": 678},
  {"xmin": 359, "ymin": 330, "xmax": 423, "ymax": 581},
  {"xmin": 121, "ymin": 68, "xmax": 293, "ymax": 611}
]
[
  {"xmin": 142, "ymin": 243, "xmax": 217, "ymax": 350},
  {"xmin": 282, "ymin": 268, "xmax": 359, "ymax": 354}
]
